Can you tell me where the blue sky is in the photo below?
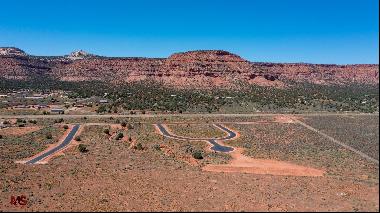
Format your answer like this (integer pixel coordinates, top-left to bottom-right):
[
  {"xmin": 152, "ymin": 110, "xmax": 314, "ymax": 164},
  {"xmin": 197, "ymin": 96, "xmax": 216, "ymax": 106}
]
[{"xmin": 0, "ymin": 0, "xmax": 378, "ymax": 64}]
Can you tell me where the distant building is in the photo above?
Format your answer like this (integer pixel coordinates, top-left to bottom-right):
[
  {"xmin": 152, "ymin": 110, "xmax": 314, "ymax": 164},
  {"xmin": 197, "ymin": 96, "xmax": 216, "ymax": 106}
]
[
  {"xmin": 0, "ymin": 94, "xmax": 7, "ymax": 98},
  {"xmin": 51, "ymin": 108, "xmax": 64, "ymax": 114},
  {"xmin": 14, "ymin": 105, "xmax": 27, "ymax": 109},
  {"xmin": 75, "ymin": 104, "xmax": 85, "ymax": 108},
  {"xmin": 25, "ymin": 96, "xmax": 44, "ymax": 99},
  {"xmin": 99, "ymin": 99, "xmax": 108, "ymax": 104},
  {"xmin": 37, "ymin": 104, "xmax": 49, "ymax": 109}
]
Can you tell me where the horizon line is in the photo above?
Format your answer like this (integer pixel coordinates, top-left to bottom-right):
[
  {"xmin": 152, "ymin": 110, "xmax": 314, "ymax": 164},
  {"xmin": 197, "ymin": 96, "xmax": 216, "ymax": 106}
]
[{"xmin": 1, "ymin": 46, "xmax": 379, "ymax": 66}]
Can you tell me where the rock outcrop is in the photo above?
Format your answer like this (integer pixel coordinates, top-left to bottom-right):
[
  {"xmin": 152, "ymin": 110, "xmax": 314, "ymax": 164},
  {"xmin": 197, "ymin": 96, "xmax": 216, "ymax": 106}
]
[
  {"xmin": 0, "ymin": 48, "xmax": 378, "ymax": 88},
  {"xmin": 66, "ymin": 50, "xmax": 96, "ymax": 60},
  {"xmin": 0, "ymin": 47, "xmax": 27, "ymax": 57}
]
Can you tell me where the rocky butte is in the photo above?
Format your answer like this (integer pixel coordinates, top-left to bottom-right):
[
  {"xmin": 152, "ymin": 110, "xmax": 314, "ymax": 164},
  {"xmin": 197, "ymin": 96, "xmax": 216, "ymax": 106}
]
[{"xmin": 0, "ymin": 47, "xmax": 378, "ymax": 88}]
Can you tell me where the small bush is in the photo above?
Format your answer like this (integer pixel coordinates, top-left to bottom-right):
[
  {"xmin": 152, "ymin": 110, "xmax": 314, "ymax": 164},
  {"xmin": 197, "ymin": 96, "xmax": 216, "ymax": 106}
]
[
  {"xmin": 127, "ymin": 124, "xmax": 134, "ymax": 130},
  {"xmin": 63, "ymin": 125, "xmax": 69, "ymax": 129},
  {"xmin": 192, "ymin": 151, "xmax": 203, "ymax": 159},
  {"xmin": 141, "ymin": 110, "xmax": 146, "ymax": 114},
  {"xmin": 128, "ymin": 136, "xmax": 132, "ymax": 142},
  {"xmin": 74, "ymin": 136, "xmax": 81, "ymax": 141},
  {"xmin": 183, "ymin": 144, "xmax": 194, "ymax": 153},
  {"xmin": 115, "ymin": 132, "xmax": 124, "ymax": 140},
  {"xmin": 0, "ymin": 135, "xmax": 3, "ymax": 139},
  {"xmin": 121, "ymin": 122, "xmax": 127, "ymax": 127},
  {"xmin": 134, "ymin": 143, "xmax": 143, "ymax": 150},
  {"xmin": 103, "ymin": 129, "xmax": 110, "ymax": 135},
  {"xmin": 29, "ymin": 120, "xmax": 37, "ymax": 124},
  {"xmin": 54, "ymin": 118, "xmax": 64, "ymax": 123},
  {"xmin": 2, "ymin": 120, "xmax": 9, "ymax": 125},
  {"xmin": 46, "ymin": 133, "xmax": 53, "ymax": 139},
  {"xmin": 18, "ymin": 124, "xmax": 25, "ymax": 127},
  {"xmin": 78, "ymin": 144, "xmax": 88, "ymax": 153},
  {"xmin": 152, "ymin": 144, "xmax": 161, "ymax": 151}
]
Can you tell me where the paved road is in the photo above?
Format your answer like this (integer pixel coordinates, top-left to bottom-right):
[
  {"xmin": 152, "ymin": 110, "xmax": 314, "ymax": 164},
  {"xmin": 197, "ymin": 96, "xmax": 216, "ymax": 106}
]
[
  {"xmin": 155, "ymin": 123, "xmax": 236, "ymax": 152},
  {"xmin": 0, "ymin": 112, "xmax": 377, "ymax": 119},
  {"xmin": 25, "ymin": 124, "xmax": 80, "ymax": 164}
]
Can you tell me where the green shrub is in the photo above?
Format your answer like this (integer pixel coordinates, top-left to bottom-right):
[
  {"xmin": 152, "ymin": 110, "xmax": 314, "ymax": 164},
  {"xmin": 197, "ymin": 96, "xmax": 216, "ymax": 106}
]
[
  {"xmin": 96, "ymin": 105, "xmax": 107, "ymax": 114},
  {"xmin": 54, "ymin": 118, "xmax": 64, "ymax": 123},
  {"xmin": 29, "ymin": 120, "xmax": 37, "ymax": 124},
  {"xmin": 103, "ymin": 129, "xmax": 110, "ymax": 135},
  {"xmin": 134, "ymin": 143, "xmax": 143, "ymax": 150},
  {"xmin": 127, "ymin": 124, "xmax": 134, "ymax": 130},
  {"xmin": 152, "ymin": 144, "xmax": 161, "ymax": 151},
  {"xmin": 46, "ymin": 133, "xmax": 53, "ymax": 139},
  {"xmin": 192, "ymin": 151, "xmax": 203, "ymax": 159},
  {"xmin": 115, "ymin": 132, "xmax": 124, "ymax": 140},
  {"xmin": 78, "ymin": 144, "xmax": 88, "ymax": 153}
]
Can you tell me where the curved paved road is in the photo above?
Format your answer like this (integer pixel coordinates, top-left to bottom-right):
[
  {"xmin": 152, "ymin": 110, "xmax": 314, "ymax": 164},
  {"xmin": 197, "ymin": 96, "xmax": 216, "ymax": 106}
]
[
  {"xmin": 155, "ymin": 123, "xmax": 236, "ymax": 152},
  {"xmin": 25, "ymin": 124, "xmax": 80, "ymax": 164}
]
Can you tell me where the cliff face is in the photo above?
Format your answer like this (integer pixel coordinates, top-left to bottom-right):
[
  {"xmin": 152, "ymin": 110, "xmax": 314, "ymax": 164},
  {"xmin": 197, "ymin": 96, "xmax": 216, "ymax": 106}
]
[{"xmin": 0, "ymin": 49, "xmax": 378, "ymax": 88}]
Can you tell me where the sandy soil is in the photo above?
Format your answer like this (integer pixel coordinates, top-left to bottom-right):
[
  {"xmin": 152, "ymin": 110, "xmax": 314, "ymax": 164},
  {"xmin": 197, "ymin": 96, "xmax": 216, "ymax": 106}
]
[
  {"xmin": 0, "ymin": 126, "xmax": 41, "ymax": 136},
  {"xmin": 273, "ymin": 115, "xmax": 297, "ymax": 123},
  {"xmin": 160, "ymin": 144, "xmax": 200, "ymax": 166},
  {"xmin": 203, "ymin": 148, "xmax": 325, "ymax": 177}
]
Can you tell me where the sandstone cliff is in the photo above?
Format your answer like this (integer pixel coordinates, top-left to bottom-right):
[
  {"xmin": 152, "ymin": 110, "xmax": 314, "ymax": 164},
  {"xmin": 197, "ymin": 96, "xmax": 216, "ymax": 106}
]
[{"xmin": 0, "ymin": 48, "xmax": 378, "ymax": 88}]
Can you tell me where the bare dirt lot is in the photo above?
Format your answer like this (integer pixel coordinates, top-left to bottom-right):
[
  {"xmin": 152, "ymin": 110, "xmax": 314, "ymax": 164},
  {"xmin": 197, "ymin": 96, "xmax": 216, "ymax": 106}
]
[
  {"xmin": 0, "ymin": 126, "xmax": 41, "ymax": 136},
  {"xmin": 0, "ymin": 114, "xmax": 378, "ymax": 211}
]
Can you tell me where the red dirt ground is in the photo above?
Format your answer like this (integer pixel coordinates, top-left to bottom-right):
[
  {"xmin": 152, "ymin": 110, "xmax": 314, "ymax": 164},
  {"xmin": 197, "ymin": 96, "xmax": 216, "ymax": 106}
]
[
  {"xmin": 0, "ymin": 126, "xmax": 41, "ymax": 136},
  {"xmin": 203, "ymin": 148, "xmax": 325, "ymax": 177}
]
